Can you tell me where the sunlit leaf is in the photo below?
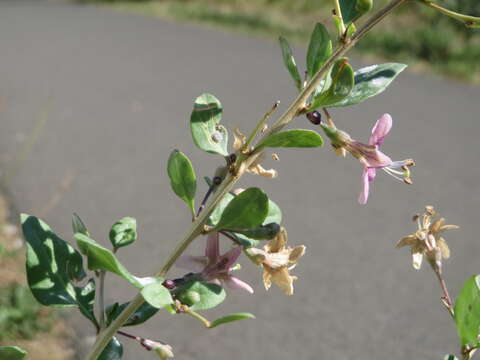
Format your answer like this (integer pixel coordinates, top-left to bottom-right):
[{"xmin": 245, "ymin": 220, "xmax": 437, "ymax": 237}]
[
  {"xmin": 209, "ymin": 312, "xmax": 255, "ymax": 329},
  {"xmin": 279, "ymin": 36, "xmax": 302, "ymax": 91},
  {"xmin": 167, "ymin": 150, "xmax": 197, "ymax": 214},
  {"xmin": 190, "ymin": 93, "xmax": 228, "ymax": 156}
]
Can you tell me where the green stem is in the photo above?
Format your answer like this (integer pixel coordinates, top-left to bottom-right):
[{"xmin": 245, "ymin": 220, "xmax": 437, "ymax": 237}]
[
  {"xmin": 184, "ymin": 308, "xmax": 211, "ymax": 328},
  {"xmin": 98, "ymin": 271, "xmax": 107, "ymax": 330},
  {"xmin": 418, "ymin": 0, "xmax": 480, "ymax": 26},
  {"xmin": 84, "ymin": 1, "xmax": 408, "ymax": 358},
  {"xmin": 333, "ymin": 0, "xmax": 347, "ymax": 36},
  {"xmin": 244, "ymin": 101, "xmax": 279, "ymax": 149}
]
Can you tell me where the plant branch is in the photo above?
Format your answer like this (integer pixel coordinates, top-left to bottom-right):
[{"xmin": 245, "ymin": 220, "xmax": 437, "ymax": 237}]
[
  {"xmin": 433, "ymin": 266, "xmax": 454, "ymax": 317},
  {"xmin": 84, "ymin": 1, "xmax": 408, "ymax": 358}
]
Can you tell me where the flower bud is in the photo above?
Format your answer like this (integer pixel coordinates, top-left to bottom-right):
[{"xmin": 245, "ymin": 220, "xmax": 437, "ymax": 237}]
[
  {"xmin": 180, "ymin": 290, "xmax": 201, "ymax": 306},
  {"xmin": 143, "ymin": 340, "xmax": 174, "ymax": 360},
  {"xmin": 356, "ymin": 0, "xmax": 373, "ymax": 16}
]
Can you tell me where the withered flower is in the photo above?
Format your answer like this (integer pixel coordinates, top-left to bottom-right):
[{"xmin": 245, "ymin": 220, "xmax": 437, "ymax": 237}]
[
  {"xmin": 233, "ymin": 128, "xmax": 277, "ymax": 178},
  {"xmin": 247, "ymin": 227, "xmax": 305, "ymax": 295},
  {"xmin": 396, "ymin": 205, "xmax": 459, "ymax": 270}
]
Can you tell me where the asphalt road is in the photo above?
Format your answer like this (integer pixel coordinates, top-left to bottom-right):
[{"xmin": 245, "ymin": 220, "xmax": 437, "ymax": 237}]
[{"xmin": 1, "ymin": 2, "xmax": 480, "ymax": 360}]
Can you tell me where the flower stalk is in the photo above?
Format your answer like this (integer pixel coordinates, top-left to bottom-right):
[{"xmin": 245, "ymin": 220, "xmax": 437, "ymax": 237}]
[{"xmin": 85, "ymin": 1, "xmax": 408, "ymax": 358}]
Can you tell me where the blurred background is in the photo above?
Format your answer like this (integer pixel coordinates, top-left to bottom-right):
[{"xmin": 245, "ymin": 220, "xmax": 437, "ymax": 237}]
[{"xmin": 0, "ymin": 0, "xmax": 479, "ymax": 359}]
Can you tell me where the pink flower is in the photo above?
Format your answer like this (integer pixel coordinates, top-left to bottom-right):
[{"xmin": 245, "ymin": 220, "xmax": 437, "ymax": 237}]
[
  {"xmin": 176, "ymin": 232, "xmax": 254, "ymax": 293},
  {"xmin": 321, "ymin": 113, "xmax": 415, "ymax": 204},
  {"xmin": 355, "ymin": 114, "xmax": 414, "ymax": 204}
]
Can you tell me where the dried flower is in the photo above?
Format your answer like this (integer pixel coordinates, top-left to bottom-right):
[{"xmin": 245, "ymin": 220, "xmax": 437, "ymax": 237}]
[
  {"xmin": 176, "ymin": 232, "xmax": 253, "ymax": 293},
  {"xmin": 246, "ymin": 227, "xmax": 305, "ymax": 295},
  {"xmin": 143, "ymin": 340, "xmax": 174, "ymax": 359},
  {"xmin": 396, "ymin": 205, "xmax": 459, "ymax": 270},
  {"xmin": 321, "ymin": 114, "xmax": 415, "ymax": 204},
  {"xmin": 233, "ymin": 128, "xmax": 277, "ymax": 178}
]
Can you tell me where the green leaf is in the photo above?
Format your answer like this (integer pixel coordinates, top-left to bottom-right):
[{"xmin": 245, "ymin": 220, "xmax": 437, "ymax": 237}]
[
  {"xmin": 209, "ymin": 312, "xmax": 255, "ymax": 329},
  {"xmin": 76, "ymin": 278, "xmax": 97, "ymax": 325},
  {"xmin": 190, "ymin": 93, "xmax": 228, "ymax": 156},
  {"xmin": 173, "ymin": 281, "xmax": 226, "ymax": 311},
  {"xmin": 109, "ymin": 217, "xmax": 137, "ymax": 249},
  {"xmin": 279, "ymin": 36, "xmax": 302, "ymax": 91},
  {"xmin": 141, "ymin": 279, "xmax": 174, "ymax": 309},
  {"xmin": 211, "ymin": 195, "xmax": 282, "ymax": 247},
  {"xmin": 72, "ymin": 213, "xmax": 89, "ymax": 236},
  {"xmin": 0, "ymin": 346, "xmax": 27, "ymax": 360},
  {"xmin": 256, "ymin": 129, "xmax": 323, "ymax": 150},
  {"xmin": 213, "ymin": 188, "xmax": 268, "ymax": 231},
  {"xmin": 75, "ymin": 233, "xmax": 141, "ymax": 289},
  {"xmin": 444, "ymin": 356, "xmax": 458, "ymax": 360},
  {"xmin": 106, "ymin": 301, "xmax": 159, "ymax": 327},
  {"xmin": 229, "ymin": 223, "xmax": 280, "ymax": 240},
  {"xmin": 329, "ymin": 63, "xmax": 407, "ymax": 107},
  {"xmin": 99, "ymin": 337, "xmax": 123, "ymax": 360},
  {"xmin": 167, "ymin": 150, "xmax": 197, "ymax": 215},
  {"xmin": 454, "ymin": 275, "xmax": 480, "ymax": 346},
  {"xmin": 340, "ymin": 0, "xmax": 372, "ymax": 25},
  {"xmin": 309, "ymin": 58, "xmax": 354, "ymax": 110},
  {"xmin": 21, "ymin": 215, "xmax": 95, "ymax": 315},
  {"xmin": 306, "ymin": 23, "xmax": 332, "ymax": 80}
]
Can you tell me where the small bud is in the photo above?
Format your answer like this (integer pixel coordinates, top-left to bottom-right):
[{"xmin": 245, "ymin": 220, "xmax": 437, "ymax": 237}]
[
  {"xmin": 228, "ymin": 153, "xmax": 237, "ymax": 165},
  {"xmin": 143, "ymin": 340, "xmax": 174, "ymax": 360},
  {"xmin": 425, "ymin": 205, "xmax": 435, "ymax": 216},
  {"xmin": 182, "ymin": 290, "xmax": 201, "ymax": 306},
  {"xmin": 272, "ymin": 153, "xmax": 280, "ymax": 161},
  {"xmin": 306, "ymin": 111, "xmax": 322, "ymax": 125},
  {"xmin": 403, "ymin": 177, "xmax": 413, "ymax": 185},
  {"xmin": 356, "ymin": 0, "xmax": 373, "ymax": 16},
  {"xmin": 212, "ymin": 176, "xmax": 222, "ymax": 186},
  {"xmin": 162, "ymin": 279, "xmax": 176, "ymax": 290}
]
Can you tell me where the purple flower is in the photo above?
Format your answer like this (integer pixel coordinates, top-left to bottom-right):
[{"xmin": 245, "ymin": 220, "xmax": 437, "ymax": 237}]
[
  {"xmin": 321, "ymin": 113, "xmax": 415, "ymax": 204},
  {"xmin": 355, "ymin": 114, "xmax": 415, "ymax": 204},
  {"xmin": 176, "ymin": 232, "xmax": 254, "ymax": 294}
]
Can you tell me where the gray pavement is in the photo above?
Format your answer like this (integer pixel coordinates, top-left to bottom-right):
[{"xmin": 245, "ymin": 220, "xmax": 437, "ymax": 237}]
[{"xmin": 1, "ymin": 2, "xmax": 480, "ymax": 360}]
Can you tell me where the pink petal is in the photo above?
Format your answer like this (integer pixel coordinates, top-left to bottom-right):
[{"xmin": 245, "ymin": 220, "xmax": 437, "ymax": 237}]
[
  {"xmin": 366, "ymin": 149, "xmax": 392, "ymax": 168},
  {"xmin": 358, "ymin": 167, "xmax": 376, "ymax": 204},
  {"xmin": 225, "ymin": 276, "xmax": 254, "ymax": 294},
  {"xmin": 222, "ymin": 246, "xmax": 242, "ymax": 270},
  {"xmin": 369, "ymin": 114, "xmax": 392, "ymax": 146},
  {"xmin": 175, "ymin": 255, "xmax": 207, "ymax": 273},
  {"xmin": 205, "ymin": 232, "xmax": 220, "ymax": 262}
]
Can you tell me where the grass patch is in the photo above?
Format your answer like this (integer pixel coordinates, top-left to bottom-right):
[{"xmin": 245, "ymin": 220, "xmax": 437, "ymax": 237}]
[{"xmin": 76, "ymin": 0, "xmax": 480, "ymax": 83}]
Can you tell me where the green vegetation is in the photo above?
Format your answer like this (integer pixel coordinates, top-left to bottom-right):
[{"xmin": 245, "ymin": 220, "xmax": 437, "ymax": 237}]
[
  {"xmin": 0, "ymin": 284, "xmax": 55, "ymax": 341},
  {"xmin": 77, "ymin": 0, "xmax": 480, "ymax": 83}
]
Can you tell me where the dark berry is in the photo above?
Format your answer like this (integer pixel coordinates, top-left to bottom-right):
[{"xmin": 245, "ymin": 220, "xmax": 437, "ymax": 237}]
[
  {"xmin": 162, "ymin": 279, "xmax": 176, "ymax": 290},
  {"xmin": 213, "ymin": 176, "xmax": 222, "ymax": 186},
  {"xmin": 306, "ymin": 111, "xmax": 322, "ymax": 125}
]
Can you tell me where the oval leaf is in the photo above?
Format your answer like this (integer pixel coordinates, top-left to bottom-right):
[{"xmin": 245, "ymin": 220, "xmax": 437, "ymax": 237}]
[
  {"xmin": 213, "ymin": 188, "xmax": 268, "ymax": 231},
  {"xmin": 229, "ymin": 223, "xmax": 280, "ymax": 241},
  {"xmin": 306, "ymin": 23, "xmax": 332, "ymax": 80},
  {"xmin": 279, "ymin": 36, "xmax": 302, "ymax": 91},
  {"xmin": 340, "ymin": 0, "xmax": 371, "ymax": 25},
  {"xmin": 99, "ymin": 337, "xmax": 123, "ymax": 360},
  {"xmin": 0, "ymin": 346, "xmax": 27, "ymax": 360},
  {"xmin": 173, "ymin": 281, "xmax": 226, "ymax": 311},
  {"xmin": 21, "ymin": 214, "xmax": 96, "ymax": 325},
  {"xmin": 167, "ymin": 150, "xmax": 197, "ymax": 214},
  {"xmin": 330, "ymin": 63, "xmax": 407, "ymax": 107},
  {"xmin": 256, "ymin": 129, "xmax": 323, "ymax": 150},
  {"xmin": 75, "ymin": 233, "xmax": 141, "ymax": 289},
  {"xmin": 309, "ymin": 58, "xmax": 354, "ymax": 110},
  {"xmin": 106, "ymin": 301, "xmax": 159, "ymax": 327},
  {"xmin": 109, "ymin": 217, "xmax": 137, "ymax": 249},
  {"xmin": 454, "ymin": 275, "xmax": 480, "ymax": 346},
  {"xmin": 141, "ymin": 279, "xmax": 174, "ymax": 309},
  {"xmin": 211, "ymin": 195, "xmax": 282, "ymax": 247},
  {"xmin": 190, "ymin": 93, "xmax": 228, "ymax": 156},
  {"xmin": 209, "ymin": 312, "xmax": 255, "ymax": 329}
]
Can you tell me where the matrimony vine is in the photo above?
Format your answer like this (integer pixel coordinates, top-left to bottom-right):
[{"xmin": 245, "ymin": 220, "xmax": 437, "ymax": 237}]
[{"xmin": 1, "ymin": 0, "xmax": 479, "ymax": 359}]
